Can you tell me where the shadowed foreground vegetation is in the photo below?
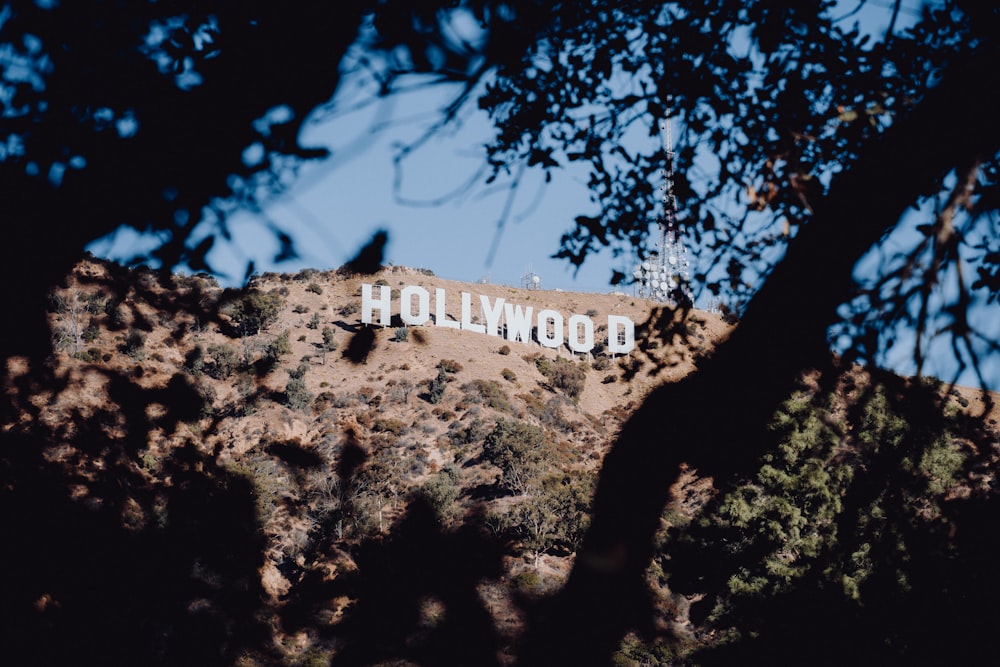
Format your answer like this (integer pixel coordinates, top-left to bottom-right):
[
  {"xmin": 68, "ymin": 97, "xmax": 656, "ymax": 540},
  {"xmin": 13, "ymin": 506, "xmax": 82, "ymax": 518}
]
[{"xmin": 2, "ymin": 259, "xmax": 997, "ymax": 666}]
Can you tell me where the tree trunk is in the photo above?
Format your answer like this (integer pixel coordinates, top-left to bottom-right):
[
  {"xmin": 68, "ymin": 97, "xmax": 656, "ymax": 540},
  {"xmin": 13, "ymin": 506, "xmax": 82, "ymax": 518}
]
[{"xmin": 521, "ymin": 44, "xmax": 1000, "ymax": 665}]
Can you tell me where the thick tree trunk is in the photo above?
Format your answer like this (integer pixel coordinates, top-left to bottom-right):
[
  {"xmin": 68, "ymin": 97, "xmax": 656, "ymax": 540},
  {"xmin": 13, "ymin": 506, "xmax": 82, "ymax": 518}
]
[{"xmin": 521, "ymin": 44, "xmax": 1000, "ymax": 664}]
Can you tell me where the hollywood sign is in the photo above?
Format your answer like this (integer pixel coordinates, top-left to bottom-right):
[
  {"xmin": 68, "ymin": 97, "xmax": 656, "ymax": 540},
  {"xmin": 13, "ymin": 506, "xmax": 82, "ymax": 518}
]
[{"xmin": 361, "ymin": 283, "xmax": 635, "ymax": 355}]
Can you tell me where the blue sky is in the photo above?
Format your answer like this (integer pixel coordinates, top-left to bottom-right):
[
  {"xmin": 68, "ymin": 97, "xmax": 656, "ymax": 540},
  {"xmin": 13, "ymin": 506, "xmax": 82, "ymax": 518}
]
[{"xmin": 91, "ymin": 74, "xmax": 622, "ymax": 293}]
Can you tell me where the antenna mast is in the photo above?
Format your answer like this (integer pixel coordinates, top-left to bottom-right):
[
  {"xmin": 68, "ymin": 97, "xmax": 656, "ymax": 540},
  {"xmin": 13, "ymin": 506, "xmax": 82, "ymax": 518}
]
[{"xmin": 633, "ymin": 115, "xmax": 693, "ymax": 305}]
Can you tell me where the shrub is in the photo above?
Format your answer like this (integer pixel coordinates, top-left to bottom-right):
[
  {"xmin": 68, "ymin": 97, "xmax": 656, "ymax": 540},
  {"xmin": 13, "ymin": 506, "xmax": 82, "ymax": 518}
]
[
  {"xmin": 591, "ymin": 355, "xmax": 611, "ymax": 371},
  {"xmin": 256, "ymin": 330, "xmax": 291, "ymax": 374},
  {"xmin": 47, "ymin": 291, "xmax": 68, "ymax": 314},
  {"xmin": 512, "ymin": 569, "xmax": 541, "ymax": 593},
  {"xmin": 483, "ymin": 418, "xmax": 550, "ymax": 494},
  {"xmin": 306, "ymin": 283, "xmax": 323, "ymax": 295},
  {"xmin": 225, "ymin": 289, "xmax": 283, "ymax": 335},
  {"xmin": 285, "ymin": 366, "xmax": 313, "ymax": 410},
  {"xmin": 462, "ymin": 379, "xmax": 513, "ymax": 413},
  {"xmin": 267, "ymin": 330, "xmax": 292, "ymax": 358},
  {"xmin": 498, "ymin": 344, "xmax": 511, "ymax": 356},
  {"xmin": 123, "ymin": 329, "xmax": 146, "ymax": 359},
  {"xmin": 372, "ymin": 417, "xmax": 406, "ymax": 435},
  {"xmin": 339, "ymin": 302, "xmax": 359, "ymax": 316},
  {"xmin": 448, "ymin": 417, "xmax": 489, "ymax": 447},
  {"xmin": 82, "ymin": 318, "xmax": 101, "ymax": 343},
  {"xmin": 438, "ymin": 358, "xmax": 463, "ymax": 373},
  {"xmin": 107, "ymin": 304, "xmax": 129, "ymax": 330},
  {"xmin": 392, "ymin": 326, "xmax": 409, "ymax": 342},
  {"xmin": 321, "ymin": 326, "xmax": 336, "ymax": 351},
  {"xmin": 427, "ymin": 368, "xmax": 448, "ymax": 404},
  {"xmin": 206, "ymin": 343, "xmax": 240, "ymax": 379},
  {"xmin": 184, "ymin": 345, "xmax": 205, "ymax": 375},
  {"xmin": 292, "ymin": 304, "xmax": 310, "ymax": 314},
  {"xmin": 419, "ymin": 466, "xmax": 462, "ymax": 523},
  {"xmin": 73, "ymin": 347, "xmax": 102, "ymax": 363},
  {"xmin": 307, "ymin": 313, "xmax": 321, "ymax": 329},
  {"xmin": 535, "ymin": 356, "xmax": 586, "ymax": 400},
  {"xmin": 501, "ymin": 368, "xmax": 517, "ymax": 382},
  {"xmin": 386, "ymin": 378, "xmax": 414, "ymax": 404},
  {"xmin": 196, "ymin": 381, "xmax": 218, "ymax": 419},
  {"xmin": 357, "ymin": 385, "xmax": 380, "ymax": 406}
]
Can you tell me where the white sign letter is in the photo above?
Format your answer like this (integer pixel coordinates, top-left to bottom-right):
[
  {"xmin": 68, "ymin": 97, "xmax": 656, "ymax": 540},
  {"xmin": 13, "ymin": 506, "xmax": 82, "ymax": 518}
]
[
  {"xmin": 461, "ymin": 292, "xmax": 486, "ymax": 334},
  {"xmin": 537, "ymin": 309, "xmax": 564, "ymax": 349},
  {"xmin": 504, "ymin": 303, "xmax": 534, "ymax": 343},
  {"xmin": 607, "ymin": 315, "xmax": 635, "ymax": 354},
  {"xmin": 400, "ymin": 285, "xmax": 430, "ymax": 326},
  {"xmin": 361, "ymin": 283, "xmax": 391, "ymax": 326},
  {"xmin": 567, "ymin": 314, "xmax": 595, "ymax": 353},
  {"xmin": 480, "ymin": 295, "xmax": 505, "ymax": 337},
  {"xmin": 435, "ymin": 288, "xmax": 459, "ymax": 329}
]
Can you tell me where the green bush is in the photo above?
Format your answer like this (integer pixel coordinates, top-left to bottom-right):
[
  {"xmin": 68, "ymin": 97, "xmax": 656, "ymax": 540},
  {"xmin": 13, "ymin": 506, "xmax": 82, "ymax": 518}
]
[
  {"xmin": 265, "ymin": 330, "xmax": 291, "ymax": 358},
  {"xmin": 82, "ymin": 318, "xmax": 101, "ymax": 343},
  {"xmin": 285, "ymin": 365, "xmax": 313, "ymax": 410},
  {"xmin": 392, "ymin": 326, "xmax": 409, "ymax": 342},
  {"xmin": 306, "ymin": 282, "xmax": 323, "ymax": 295},
  {"xmin": 73, "ymin": 347, "xmax": 102, "ymax": 363},
  {"xmin": 462, "ymin": 379, "xmax": 513, "ymax": 413},
  {"xmin": 307, "ymin": 312, "xmax": 321, "ymax": 329},
  {"xmin": 419, "ymin": 466, "xmax": 462, "ymax": 523},
  {"xmin": 535, "ymin": 356, "xmax": 586, "ymax": 400},
  {"xmin": 224, "ymin": 289, "xmax": 283, "ymax": 335},
  {"xmin": 512, "ymin": 569, "xmax": 541, "ymax": 593},
  {"xmin": 448, "ymin": 417, "xmax": 489, "ymax": 447},
  {"xmin": 483, "ymin": 418, "xmax": 551, "ymax": 494},
  {"xmin": 123, "ymin": 329, "xmax": 146, "ymax": 359},
  {"xmin": 321, "ymin": 326, "xmax": 337, "ymax": 351},
  {"xmin": 427, "ymin": 368, "xmax": 448, "ymax": 404},
  {"xmin": 184, "ymin": 345, "xmax": 205, "ymax": 375},
  {"xmin": 206, "ymin": 343, "xmax": 240, "ymax": 379}
]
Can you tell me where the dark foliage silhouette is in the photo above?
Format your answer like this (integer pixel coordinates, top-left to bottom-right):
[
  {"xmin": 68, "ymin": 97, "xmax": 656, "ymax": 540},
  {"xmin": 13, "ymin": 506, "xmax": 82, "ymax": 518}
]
[{"xmin": 4, "ymin": 1, "xmax": 1000, "ymax": 665}]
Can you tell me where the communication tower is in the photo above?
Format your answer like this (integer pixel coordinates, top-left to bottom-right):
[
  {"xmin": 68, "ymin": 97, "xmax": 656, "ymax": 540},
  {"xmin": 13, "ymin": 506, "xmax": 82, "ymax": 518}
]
[
  {"xmin": 520, "ymin": 265, "xmax": 541, "ymax": 290},
  {"xmin": 633, "ymin": 117, "xmax": 693, "ymax": 305}
]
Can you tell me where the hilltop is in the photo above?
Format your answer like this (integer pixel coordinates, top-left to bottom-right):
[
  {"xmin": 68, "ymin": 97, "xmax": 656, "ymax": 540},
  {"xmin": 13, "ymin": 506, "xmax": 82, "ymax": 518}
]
[{"xmin": 2, "ymin": 257, "xmax": 998, "ymax": 666}]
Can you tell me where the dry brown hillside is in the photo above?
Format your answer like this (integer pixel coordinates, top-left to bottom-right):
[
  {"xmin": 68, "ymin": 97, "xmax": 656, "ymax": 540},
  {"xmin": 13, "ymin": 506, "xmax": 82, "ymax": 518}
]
[{"xmin": 3, "ymin": 257, "xmax": 998, "ymax": 667}]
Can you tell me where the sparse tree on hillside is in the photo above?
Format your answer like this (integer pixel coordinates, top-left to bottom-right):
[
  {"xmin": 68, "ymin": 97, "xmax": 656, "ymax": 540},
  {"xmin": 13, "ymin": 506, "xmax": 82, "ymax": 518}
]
[
  {"xmin": 224, "ymin": 290, "xmax": 283, "ymax": 337},
  {"xmin": 427, "ymin": 368, "xmax": 449, "ymax": 405},
  {"xmin": 483, "ymin": 418, "xmax": 551, "ymax": 495},
  {"xmin": 284, "ymin": 362, "xmax": 312, "ymax": 410},
  {"xmin": 317, "ymin": 325, "xmax": 337, "ymax": 365}
]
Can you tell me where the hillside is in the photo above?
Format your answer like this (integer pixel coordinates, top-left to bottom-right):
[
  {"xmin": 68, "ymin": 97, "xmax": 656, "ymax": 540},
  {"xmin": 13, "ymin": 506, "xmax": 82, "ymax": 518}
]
[{"xmin": 2, "ymin": 257, "xmax": 998, "ymax": 666}]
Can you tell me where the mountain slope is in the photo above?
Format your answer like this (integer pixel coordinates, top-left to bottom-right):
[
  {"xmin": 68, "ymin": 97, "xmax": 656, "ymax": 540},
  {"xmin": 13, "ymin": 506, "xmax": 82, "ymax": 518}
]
[{"xmin": 2, "ymin": 257, "xmax": 997, "ymax": 666}]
